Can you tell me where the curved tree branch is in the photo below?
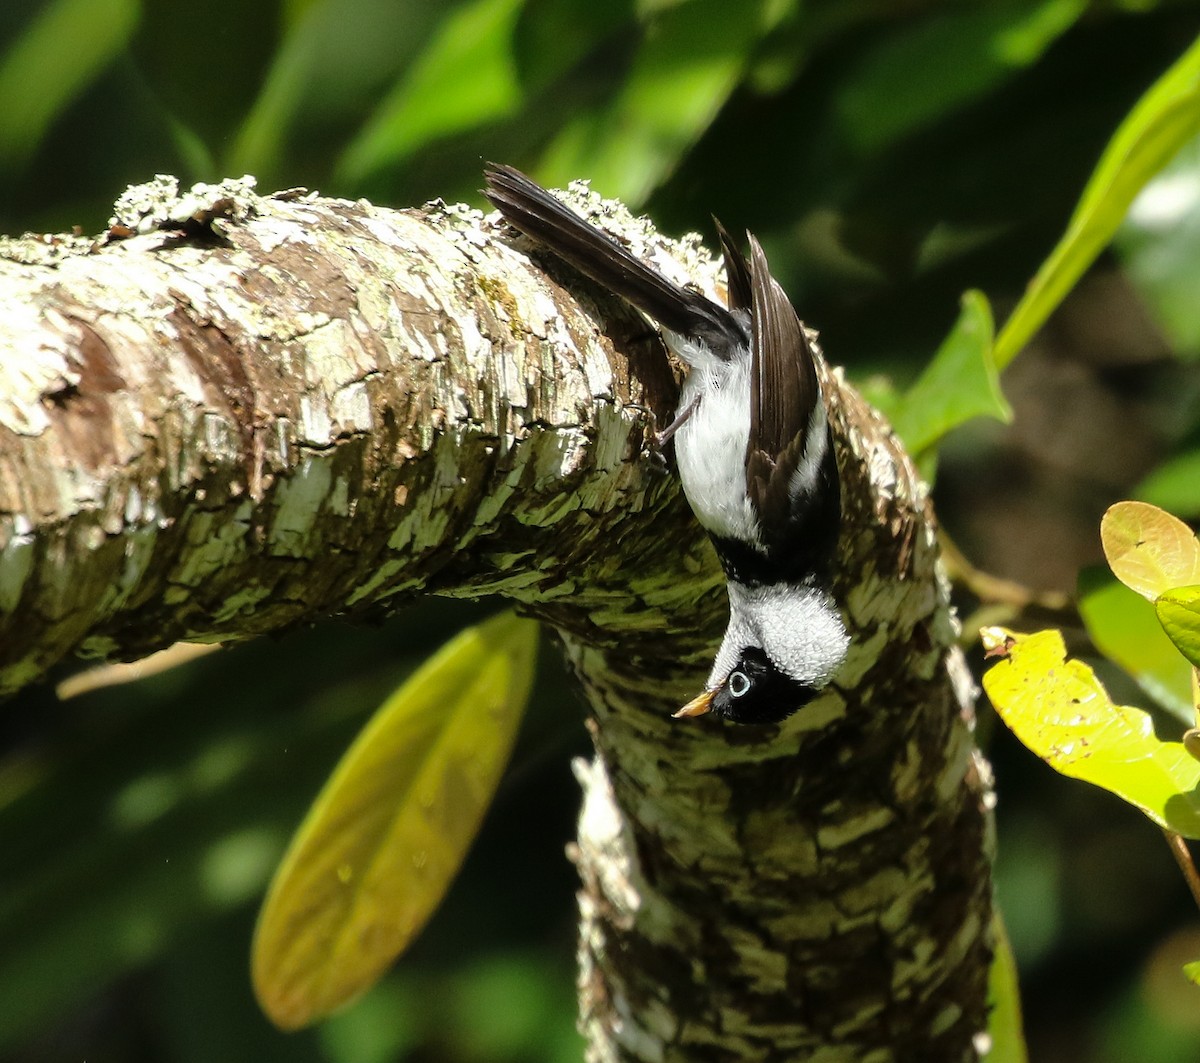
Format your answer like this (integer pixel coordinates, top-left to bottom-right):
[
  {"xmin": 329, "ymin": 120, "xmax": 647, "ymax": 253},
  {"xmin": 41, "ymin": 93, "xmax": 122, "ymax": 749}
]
[{"xmin": 0, "ymin": 175, "xmax": 994, "ymax": 1060}]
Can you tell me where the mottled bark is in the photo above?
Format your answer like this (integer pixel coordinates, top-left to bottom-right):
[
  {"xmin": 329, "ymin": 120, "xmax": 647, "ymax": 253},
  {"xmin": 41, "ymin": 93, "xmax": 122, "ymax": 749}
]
[
  {"xmin": 570, "ymin": 381, "xmax": 994, "ymax": 1062},
  {"xmin": 0, "ymin": 175, "xmax": 994, "ymax": 1059}
]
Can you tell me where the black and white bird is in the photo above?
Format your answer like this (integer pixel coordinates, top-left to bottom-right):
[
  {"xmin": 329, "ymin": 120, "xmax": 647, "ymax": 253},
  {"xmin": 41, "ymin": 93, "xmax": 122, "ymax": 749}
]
[{"xmin": 483, "ymin": 164, "xmax": 848, "ymax": 724}]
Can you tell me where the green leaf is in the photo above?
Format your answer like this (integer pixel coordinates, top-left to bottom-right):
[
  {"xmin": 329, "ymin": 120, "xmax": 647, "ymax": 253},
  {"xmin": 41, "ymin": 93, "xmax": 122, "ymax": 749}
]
[
  {"xmin": 985, "ymin": 909, "xmax": 1029, "ymax": 1063},
  {"xmin": 337, "ymin": 0, "xmax": 525, "ymax": 184},
  {"xmin": 1156, "ymin": 585, "xmax": 1200, "ymax": 670},
  {"xmin": 993, "ymin": 32, "xmax": 1200, "ymax": 368},
  {"xmin": 536, "ymin": 0, "xmax": 774, "ymax": 205},
  {"xmin": 838, "ymin": 0, "xmax": 1086, "ymax": 156},
  {"xmin": 1078, "ymin": 566, "xmax": 1193, "ymax": 725},
  {"xmin": 981, "ymin": 626, "xmax": 1200, "ymax": 837},
  {"xmin": 883, "ymin": 290, "xmax": 1012, "ymax": 457},
  {"xmin": 1100, "ymin": 500, "xmax": 1200, "ymax": 601},
  {"xmin": 1184, "ymin": 959, "xmax": 1200, "ymax": 986},
  {"xmin": 252, "ymin": 612, "xmax": 538, "ymax": 1030},
  {"xmin": 0, "ymin": 0, "xmax": 140, "ymax": 166}
]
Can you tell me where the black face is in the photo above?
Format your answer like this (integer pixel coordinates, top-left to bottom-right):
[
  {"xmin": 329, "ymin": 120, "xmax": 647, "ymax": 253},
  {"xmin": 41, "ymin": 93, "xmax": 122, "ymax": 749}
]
[{"xmin": 709, "ymin": 646, "xmax": 822, "ymax": 725}]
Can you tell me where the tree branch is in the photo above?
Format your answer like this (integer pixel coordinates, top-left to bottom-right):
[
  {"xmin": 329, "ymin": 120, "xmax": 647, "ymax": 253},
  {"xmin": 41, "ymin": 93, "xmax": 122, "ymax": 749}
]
[{"xmin": 0, "ymin": 175, "xmax": 994, "ymax": 1059}]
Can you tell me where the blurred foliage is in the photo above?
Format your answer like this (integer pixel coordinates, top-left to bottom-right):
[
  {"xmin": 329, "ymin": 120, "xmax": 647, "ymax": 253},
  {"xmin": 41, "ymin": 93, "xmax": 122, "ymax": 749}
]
[
  {"xmin": 876, "ymin": 288, "xmax": 1010, "ymax": 475},
  {"xmin": 253, "ymin": 613, "xmax": 537, "ymax": 1029},
  {"xmin": 992, "ymin": 29, "xmax": 1200, "ymax": 369},
  {"xmin": 988, "ymin": 912, "xmax": 1030, "ymax": 1063},
  {"xmin": 5, "ymin": 0, "xmax": 1200, "ymax": 1060},
  {"xmin": 0, "ymin": 600, "xmax": 585, "ymax": 1061}
]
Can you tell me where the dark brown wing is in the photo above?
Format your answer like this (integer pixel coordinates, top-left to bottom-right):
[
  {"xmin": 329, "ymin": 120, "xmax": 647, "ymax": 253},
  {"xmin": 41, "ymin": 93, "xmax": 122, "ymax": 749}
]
[
  {"xmin": 483, "ymin": 163, "xmax": 745, "ymax": 353},
  {"xmin": 712, "ymin": 218, "xmax": 752, "ymax": 314},
  {"xmin": 744, "ymin": 234, "xmax": 824, "ymax": 547}
]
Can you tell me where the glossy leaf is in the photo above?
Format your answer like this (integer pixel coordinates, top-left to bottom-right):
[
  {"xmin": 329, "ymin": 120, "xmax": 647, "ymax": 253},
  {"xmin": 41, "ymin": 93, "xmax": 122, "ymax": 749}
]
[
  {"xmin": 252, "ymin": 612, "xmax": 538, "ymax": 1030},
  {"xmin": 993, "ymin": 33, "xmax": 1200, "ymax": 368},
  {"xmin": 981, "ymin": 627, "xmax": 1200, "ymax": 838},
  {"xmin": 1100, "ymin": 500, "xmax": 1200, "ymax": 602},
  {"xmin": 1156, "ymin": 585, "xmax": 1200, "ymax": 670},
  {"xmin": 1078, "ymin": 567, "xmax": 1193, "ymax": 725},
  {"xmin": 884, "ymin": 290, "xmax": 1012, "ymax": 457}
]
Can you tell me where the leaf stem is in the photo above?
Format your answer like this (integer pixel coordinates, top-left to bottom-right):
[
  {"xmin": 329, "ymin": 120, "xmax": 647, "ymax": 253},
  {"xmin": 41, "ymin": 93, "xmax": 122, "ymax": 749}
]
[
  {"xmin": 940, "ymin": 531, "xmax": 1075, "ymax": 644},
  {"xmin": 1164, "ymin": 829, "xmax": 1200, "ymax": 913},
  {"xmin": 941, "ymin": 532, "xmax": 1072, "ymax": 613}
]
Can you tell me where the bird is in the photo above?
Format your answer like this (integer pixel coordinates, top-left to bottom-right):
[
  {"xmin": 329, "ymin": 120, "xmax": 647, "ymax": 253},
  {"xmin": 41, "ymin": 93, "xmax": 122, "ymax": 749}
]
[{"xmin": 483, "ymin": 163, "xmax": 848, "ymax": 724}]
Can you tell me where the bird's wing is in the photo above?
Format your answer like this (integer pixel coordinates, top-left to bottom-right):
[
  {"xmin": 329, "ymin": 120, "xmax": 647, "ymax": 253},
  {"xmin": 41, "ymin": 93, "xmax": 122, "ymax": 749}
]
[
  {"xmin": 484, "ymin": 163, "xmax": 745, "ymax": 352},
  {"xmin": 744, "ymin": 235, "xmax": 831, "ymax": 555},
  {"xmin": 712, "ymin": 217, "xmax": 752, "ymax": 315}
]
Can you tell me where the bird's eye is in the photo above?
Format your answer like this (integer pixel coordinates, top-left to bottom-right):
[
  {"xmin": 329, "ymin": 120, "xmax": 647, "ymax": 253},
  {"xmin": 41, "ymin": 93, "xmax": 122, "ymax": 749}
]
[{"xmin": 728, "ymin": 670, "xmax": 751, "ymax": 698}]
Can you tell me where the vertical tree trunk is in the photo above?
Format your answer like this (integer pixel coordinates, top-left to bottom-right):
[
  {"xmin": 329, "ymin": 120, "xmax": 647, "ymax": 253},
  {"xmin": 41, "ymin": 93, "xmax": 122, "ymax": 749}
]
[{"xmin": 566, "ymin": 380, "xmax": 993, "ymax": 1061}]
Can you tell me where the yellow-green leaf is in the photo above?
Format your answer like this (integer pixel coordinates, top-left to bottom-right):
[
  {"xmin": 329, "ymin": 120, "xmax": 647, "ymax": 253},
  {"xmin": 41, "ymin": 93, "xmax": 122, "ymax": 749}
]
[
  {"xmin": 981, "ymin": 627, "xmax": 1200, "ymax": 837},
  {"xmin": 1156, "ymin": 585, "xmax": 1200, "ymax": 670},
  {"xmin": 1184, "ymin": 959, "xmax": 1200, "ymax": 986},
  {"xmin": 252, "ymin": 612, "xmax": 538, "ymax": 1030},
  {"xmin": 1100, "ymin": 500, "xmax": 1200, "ymax": 602}
]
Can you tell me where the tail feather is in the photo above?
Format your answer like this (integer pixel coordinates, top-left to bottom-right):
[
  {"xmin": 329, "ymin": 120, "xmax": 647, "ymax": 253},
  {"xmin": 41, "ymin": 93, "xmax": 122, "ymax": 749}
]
[{"xmin": 483, "ymin": 163, "xmax": 744, "ymax": 352}]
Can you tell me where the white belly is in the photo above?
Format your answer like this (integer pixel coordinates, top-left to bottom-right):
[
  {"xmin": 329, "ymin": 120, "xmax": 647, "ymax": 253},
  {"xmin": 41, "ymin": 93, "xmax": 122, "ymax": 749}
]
[{"xmin": 672, "ymin": 355, "xmax": 761, "ymax": 546}]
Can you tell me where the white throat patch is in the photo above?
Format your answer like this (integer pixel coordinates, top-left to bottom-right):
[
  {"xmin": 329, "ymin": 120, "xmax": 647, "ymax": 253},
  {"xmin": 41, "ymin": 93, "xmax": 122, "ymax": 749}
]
[{"xmin": 708, "ymin": 582, "xmax": 849, "ymax": 689}]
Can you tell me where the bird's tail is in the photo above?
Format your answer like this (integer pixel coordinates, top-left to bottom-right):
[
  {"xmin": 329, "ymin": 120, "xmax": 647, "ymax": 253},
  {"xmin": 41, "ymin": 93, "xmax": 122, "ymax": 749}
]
[{"xmin": 483, "ymin": 163, "xmax": 743, "ymax": 350}]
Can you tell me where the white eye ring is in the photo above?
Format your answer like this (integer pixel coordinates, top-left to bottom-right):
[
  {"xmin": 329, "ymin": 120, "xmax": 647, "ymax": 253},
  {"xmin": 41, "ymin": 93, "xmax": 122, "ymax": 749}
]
[{"xmin": 728, "ymin": 670, "xmax": 751, "ymax": 698}]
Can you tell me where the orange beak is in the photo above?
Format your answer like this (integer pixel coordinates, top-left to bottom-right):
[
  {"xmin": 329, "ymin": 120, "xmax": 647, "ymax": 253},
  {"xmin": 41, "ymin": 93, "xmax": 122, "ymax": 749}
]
[{"xmin": 674, "ymin": 689, "xmax": 714, "ymax": 719}]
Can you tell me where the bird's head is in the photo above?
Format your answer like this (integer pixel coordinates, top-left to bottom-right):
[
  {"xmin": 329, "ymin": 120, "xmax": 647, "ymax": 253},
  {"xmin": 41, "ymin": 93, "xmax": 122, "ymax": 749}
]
[{"xmin": 676, "ymin": 582, "xmax": 848, "ymax": 725}]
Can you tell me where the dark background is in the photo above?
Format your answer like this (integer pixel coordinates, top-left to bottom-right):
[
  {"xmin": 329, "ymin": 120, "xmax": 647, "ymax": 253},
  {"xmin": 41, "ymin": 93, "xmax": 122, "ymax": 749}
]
[{"xmin": 3, "ymin": 1, "xmax": 1200, "ymax": 1060}]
